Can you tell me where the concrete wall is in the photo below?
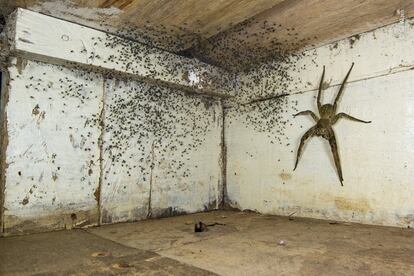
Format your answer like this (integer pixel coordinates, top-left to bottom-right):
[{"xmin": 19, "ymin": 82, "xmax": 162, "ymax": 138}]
[
  {"xmin": 2, "ymin": 58, "xmax": 103, "ymax": 234},
  {"xmin": 100, "ymin": 78, "xmax": 222, "ymax": 224},
  {"xmin": 1, "ymin": 58, "xmax": 223, "ymax": 235},
  {"xmin": 225, "ymin": 20, "xmax": 414, "ymax": 227},
  {"xmin": 2, "ymin": 9, "xmax": 414, "ymax": 234},
  {"xmin": 0, "ymin": 9, "xmax": 225, "ymax": 235}
]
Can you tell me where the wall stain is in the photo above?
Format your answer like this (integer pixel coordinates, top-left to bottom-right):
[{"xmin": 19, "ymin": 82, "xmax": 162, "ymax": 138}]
[
  {"xmin": 334, "ymin": 197, "xmax": 371, "ymax": 213},
  {"xmin": 21, "ymin": 196, "xmax": 29, "ymax": 205},
  {"xmin": 204, "ymin": 199, "xmax": 218, "ymax": 211},
  {"xmin": 279, "ymin": 172, "xmax": 292, "ymax": 181},
  {"xmin": 31, "ymin": 104, "xmax": 46, "ymax": 124},
  {"xmin": 32, "ymin": 104, "xmax": 40, "ymax": 115},
  {"xmin": 38, "ymin": 172, "xmax": 43, "ymax": 182},
  {"xmin": 69, "ymin": 134, "xmax": 76, "ymax": 148},
  {"xmin": 3, "ymin": 209, "xmax": 99, "ymax": 236},
  {"xmin": 88, "ymin": 160, "xmax": 95, "ymax": 176},
  {"xmin": 321, "ymin": 80, "xmax": 331, "ymax": 90},
  {"xmin": 349, "ymin": 34, "xmax": 361, "ymax": 48},
  {"xmin": 52, "ymin": 172, "xmax": 58, "ymax": 182},
  {"xmin": 36, "ymin": 111, "xmax": 46, "ymax": 124},
  {"xmin": 93, "ymin": 187, "xmax": 100, "ymax": 203},
  {"xmin": 15, "ymin": 57, "xmax": 28, "ymax": 74},
  {"xmin": 28, "ymin": 185, "xmax": 36, "ymax": 194}
]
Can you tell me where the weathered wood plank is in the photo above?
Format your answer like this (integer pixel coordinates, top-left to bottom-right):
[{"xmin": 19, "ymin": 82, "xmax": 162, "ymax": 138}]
[
  {"xmin": 0, "ymin": 0, "xmax": 283, "ymax": 52},
  {"xmin": 8, "ymin": 8, "xmax": 235, "ymax": 98},
  {"xmin": 107, "ymin": 0, "xmax": 284, "ymax": 38},
  {"xmin": 195, "ymin": 0, "xmax": 414, "ymax": 70}
]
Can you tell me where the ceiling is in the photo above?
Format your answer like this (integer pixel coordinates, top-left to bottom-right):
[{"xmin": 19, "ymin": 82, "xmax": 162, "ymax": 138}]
[{"xmin": 1, "ymin": 0, "xmax": 414, "ymax": 71}]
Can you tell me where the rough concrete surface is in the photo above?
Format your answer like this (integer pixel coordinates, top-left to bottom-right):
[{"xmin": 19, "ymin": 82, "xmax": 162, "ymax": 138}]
[
  {"xmin": 1, "ymin": 210, "xmax": 414, "ymax": 275},
  {"xmin": 0, "ymin": 229, "xmax": 215, "ymax": 275}
]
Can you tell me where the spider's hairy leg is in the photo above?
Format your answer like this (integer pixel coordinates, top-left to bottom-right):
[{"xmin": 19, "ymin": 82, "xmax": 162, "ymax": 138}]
[
  {"xmin": 293, "ymin": 110, "xmax": 319, "ymax": 122},
  {"xmin": 317, "ymin": 66, "xmax": 326, "ymax": 112},
  {"xmin": 326, "ymin": 128, "xmax": 344, "ymax": 186},
  {"xmin": 293, "ymin": 126, "xmax": 317, "ymax": 171},
  {"xmin": 333, "ymin": 63, "xmax": 354, "ymax": 108},
  {"xmin": 333, "ymin": 112, "xmax": 371, "ymax": 124}
]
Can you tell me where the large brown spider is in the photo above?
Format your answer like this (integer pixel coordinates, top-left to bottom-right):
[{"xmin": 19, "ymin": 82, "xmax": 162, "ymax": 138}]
[{"xmin": 293, "ymin": 63, "xmax": 371, "ymax": 186}]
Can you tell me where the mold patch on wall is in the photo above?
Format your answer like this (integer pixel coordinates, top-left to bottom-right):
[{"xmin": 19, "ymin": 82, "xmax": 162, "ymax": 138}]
[{"xmin": 100, "ymin": 78, "xmax": 222, "ymax": 224}]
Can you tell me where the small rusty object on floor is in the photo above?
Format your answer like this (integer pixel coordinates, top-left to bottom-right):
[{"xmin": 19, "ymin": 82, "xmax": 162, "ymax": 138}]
[
  {"xmin": 194, "ymin": 221, "xmax": 226, "ymax": 232},
  {"xmin": 288, "ymin": 211, "xmax": 297, "ymax": 221},
  {"xmin": 195, "ymin": 221, "xmax": 208, "ymax": 232}
]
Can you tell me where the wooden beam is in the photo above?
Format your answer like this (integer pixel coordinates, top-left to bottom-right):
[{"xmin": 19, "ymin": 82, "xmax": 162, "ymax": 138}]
[
  {"xmin": 0, "ymin": 0, "xmax": 284, "ymax": 52},
  {"xmin": 108, "ymin": 0, "xmax": 285, "ymax": 39},
  {"xmin": 194, "ymin": 0, "xmax": 414, "ymax": 70},
  {"xmin": 8, "ymin": 8, "xmax": 235, "ymax": 98}
]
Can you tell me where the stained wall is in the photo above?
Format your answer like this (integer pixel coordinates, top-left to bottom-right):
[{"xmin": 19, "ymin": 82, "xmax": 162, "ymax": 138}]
[
  {"xmin": 100, "ymin": 78, "xmax": 222, "ymax": 224},
  {"xmin": 2, "ymin": 59, "xmax": 103, "ymax": 234},
  {"xmin": 1, "ymin": 58, "xmax": 223, "ymax": 235},
  {"xmin": 2, "ymin": 9, "xmax": 414, "ymax": 235}
]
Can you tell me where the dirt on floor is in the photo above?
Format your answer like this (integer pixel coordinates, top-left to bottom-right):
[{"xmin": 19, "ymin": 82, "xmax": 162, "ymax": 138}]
[{"xmin": 1, "ymin": 210, "xmax": 414, "ymax": 275}]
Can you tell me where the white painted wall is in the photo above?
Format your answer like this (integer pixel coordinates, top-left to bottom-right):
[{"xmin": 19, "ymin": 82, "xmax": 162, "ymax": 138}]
[
  {"xmin": 1, "ymin": 9, "xmax": 225, "ymax": 235},
  {"xmin": 1, "ymin": 59, "xmax": 223, "ymax": 235},
  {"xmin": 3, "ymin": 9, "xmax": 414, "ymax": 234},
  {"xmin": 100, "ymin": 78, "xmax": 223, "ymax": 224},
  {"xmin": 226, "ymin": 20, "xmax": 414, "ymax": 227},
  {"xmin": 232, "ymin": 20, "xmax": 414, "ymax": 104},
  {"xmin": 10, "ymin": 9, "xmax": 235, "ymax": 98},
  {"xmin": 3, "ymin": 58, "xmax": 103, "ymax": 234}
]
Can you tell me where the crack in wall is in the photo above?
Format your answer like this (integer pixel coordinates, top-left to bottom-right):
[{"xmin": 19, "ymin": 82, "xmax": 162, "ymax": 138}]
[
  {"xmin": 147, "ymin": 140, "xmax": 156, "ymax": 219},
  {"xmin": 0, "ymin": 61, "xmax": 10, "ymax": 234},
  {"xmin": 96, "ymin": 79, "xmax": 106, "ymax": 226},
  {"xmin": 219, "ymin": 101, "xmax": 227, "ymax": 209}
]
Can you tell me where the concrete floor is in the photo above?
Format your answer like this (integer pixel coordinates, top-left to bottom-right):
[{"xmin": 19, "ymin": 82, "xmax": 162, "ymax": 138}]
[{"xmin": 1, "ymin": 211, "xmax": 414, "ymax": 275}]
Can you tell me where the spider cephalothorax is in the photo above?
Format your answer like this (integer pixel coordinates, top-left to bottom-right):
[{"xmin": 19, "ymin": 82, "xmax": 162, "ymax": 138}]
[{"xmin": 293, "ymin": 63, "xmax": 371, "ymax": 186}]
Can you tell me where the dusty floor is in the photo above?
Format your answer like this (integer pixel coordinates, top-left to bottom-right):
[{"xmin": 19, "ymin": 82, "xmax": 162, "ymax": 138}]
[{"xmin": 1, "ymin": 211, "xmax": 414, "ymax": 275}]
